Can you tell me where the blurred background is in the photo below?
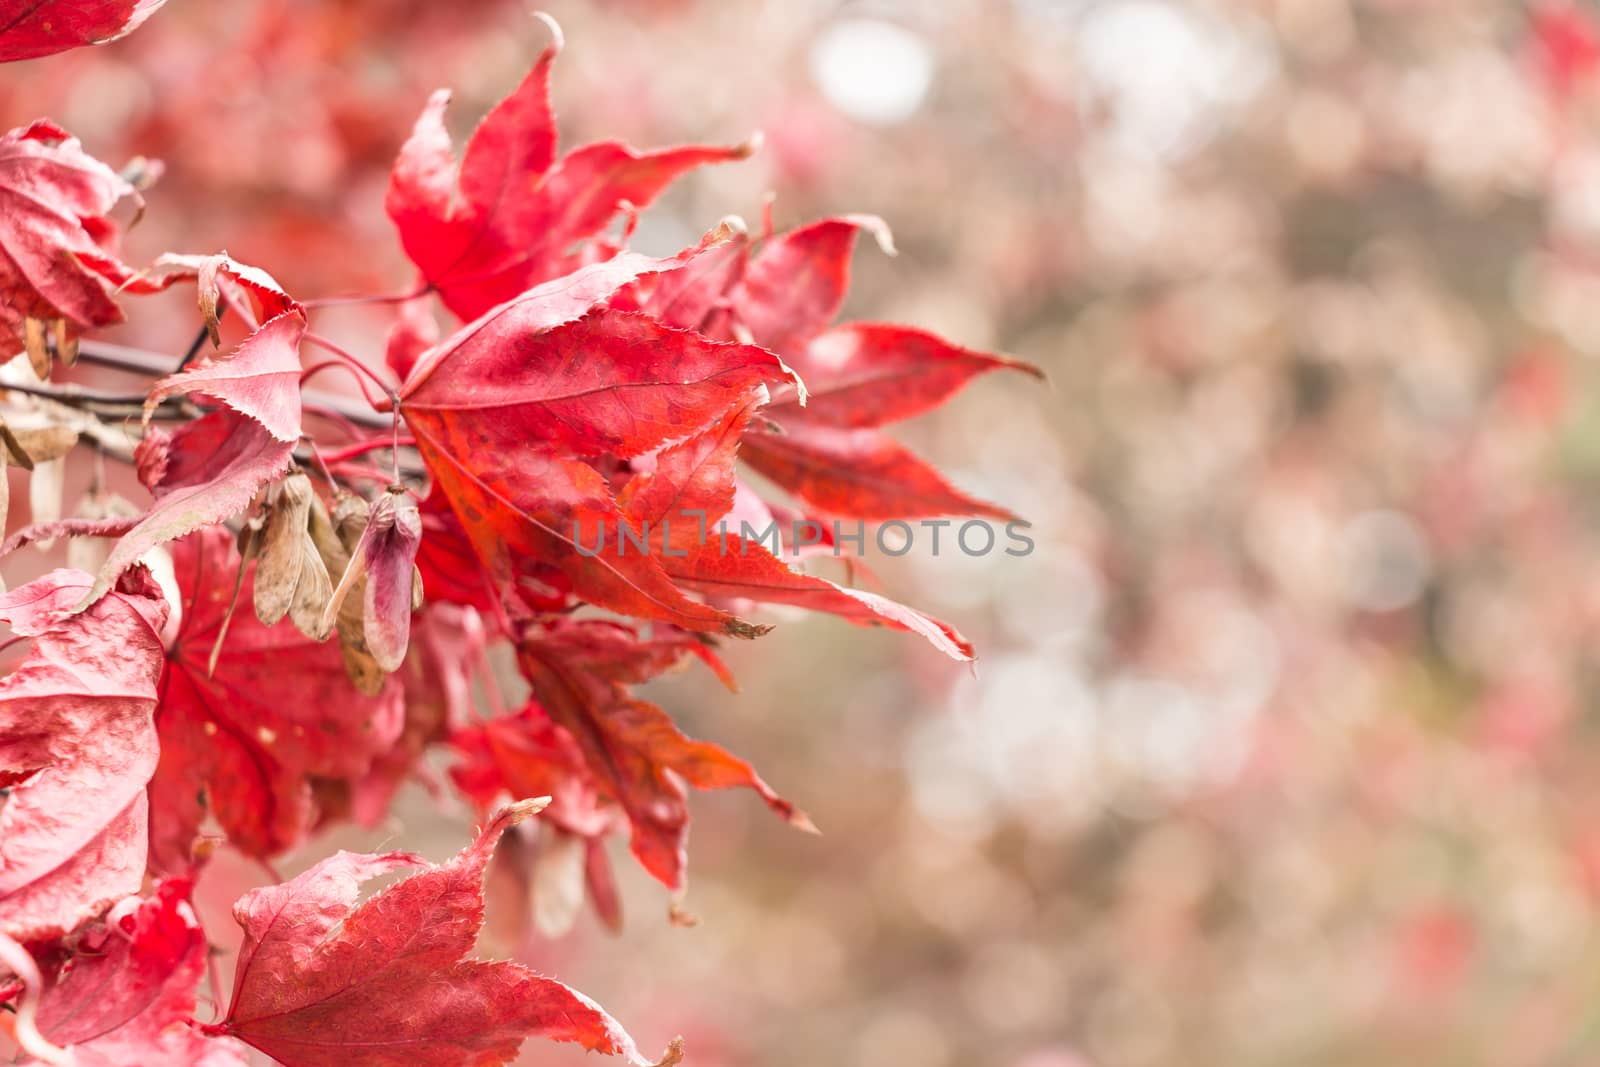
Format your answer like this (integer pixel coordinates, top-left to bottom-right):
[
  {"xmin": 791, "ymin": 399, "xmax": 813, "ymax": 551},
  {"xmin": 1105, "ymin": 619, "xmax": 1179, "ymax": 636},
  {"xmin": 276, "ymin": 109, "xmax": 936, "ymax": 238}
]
[{"xmin": 15, "ymin": 0, "xmax": 1600, "ymax": 1064}]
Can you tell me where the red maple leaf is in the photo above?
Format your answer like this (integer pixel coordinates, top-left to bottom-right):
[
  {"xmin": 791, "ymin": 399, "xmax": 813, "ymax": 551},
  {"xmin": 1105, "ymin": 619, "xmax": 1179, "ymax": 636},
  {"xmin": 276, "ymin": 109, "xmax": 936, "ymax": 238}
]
[
  {"xmin": 398, "ymin": 242, "xmax": 791, "ymax": 634},
  {"xmin": 207, "ymin": 800, "xmax": 679, "ymax": 1067},
  {"xmin": 0, "ymin": 1, "xmax": 167, "ymax": 63},
  {"xmin": 386, "ymin": 15, "xmax": 751, "ymax": 321},
  {"xmin": 147, "ymin": 526, "xmax": 404, "ymax": 872},
  {"xmin": 632, "ymin": 216, "xmax": 1041, "ymax": 519},
  {"xmin": 517, "ymin": 618, "xmax": 810, "ymax": 892},
  {"xmin": 29, "ymin": 880, "xmax": 249, "ymax": 1065},
  {"xmin": 0, "ymin": 567, "xmax": 167, "ymax": 944},
  {"xmin": 0, "ymin": 120, "xmax": 144, "ymax": 365}
]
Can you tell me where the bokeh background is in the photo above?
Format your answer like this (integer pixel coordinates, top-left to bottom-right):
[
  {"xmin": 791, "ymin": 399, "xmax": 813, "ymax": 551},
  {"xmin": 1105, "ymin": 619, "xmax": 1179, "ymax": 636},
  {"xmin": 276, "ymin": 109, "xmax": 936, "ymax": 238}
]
[{"xmin": 15, "ymin": 0, "xmax": 1600, "ymax": 1064}]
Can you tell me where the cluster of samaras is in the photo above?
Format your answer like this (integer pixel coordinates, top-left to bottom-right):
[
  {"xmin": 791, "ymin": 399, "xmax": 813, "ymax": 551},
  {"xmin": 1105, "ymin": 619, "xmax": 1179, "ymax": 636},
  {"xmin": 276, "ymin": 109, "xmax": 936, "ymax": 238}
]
[{"xmin": 0, "ymin": 6, "xmax": 1037, "ymax": 1066}]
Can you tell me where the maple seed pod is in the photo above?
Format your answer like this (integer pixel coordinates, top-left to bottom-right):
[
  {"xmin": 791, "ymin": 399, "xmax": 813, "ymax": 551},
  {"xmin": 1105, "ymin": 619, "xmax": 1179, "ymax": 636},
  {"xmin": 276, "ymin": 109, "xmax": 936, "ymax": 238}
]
[
  {"xmin": 332, "ymin": 490, "xmax": 368, "ymax": 549},
  {"xmin": 254, "ymin": 472, "xmax": 335, "ymax": 639},
  {"xmin": 309, "ymin": 492, "xmax": 386, "ymax": 695},
  {"xmin": 322, "ymin": 486, "xmax": 424, "ymax": 673}
]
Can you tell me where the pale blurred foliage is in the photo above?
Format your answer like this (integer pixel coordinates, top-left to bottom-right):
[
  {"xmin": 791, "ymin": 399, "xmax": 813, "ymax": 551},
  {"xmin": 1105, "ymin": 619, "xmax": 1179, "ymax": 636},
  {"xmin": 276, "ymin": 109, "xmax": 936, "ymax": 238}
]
[{"xmin": 14, "ymin": 0, "xmax": 1600, "ymax": 1064}]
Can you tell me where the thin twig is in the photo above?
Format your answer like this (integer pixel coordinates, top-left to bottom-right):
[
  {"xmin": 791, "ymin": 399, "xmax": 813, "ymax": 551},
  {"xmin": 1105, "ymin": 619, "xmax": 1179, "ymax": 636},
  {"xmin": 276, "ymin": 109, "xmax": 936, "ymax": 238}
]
[
  {"xmin": 175, "ymin": 310, "xmax": 219, "ymax": 371},
  {"xmin": 320, "ymin": 437, "xmax": 417, "ymax": 464},
  {"xmin": 76, "ymin": 339, "xmax": 179, "ymax": 377},
  {"xmin": 0, "ymin": 379, "xmax": 147, "ymax": 410},
  {"xmin": 302, "ymin": 279, "xmax": 432, "ymax": 310}
]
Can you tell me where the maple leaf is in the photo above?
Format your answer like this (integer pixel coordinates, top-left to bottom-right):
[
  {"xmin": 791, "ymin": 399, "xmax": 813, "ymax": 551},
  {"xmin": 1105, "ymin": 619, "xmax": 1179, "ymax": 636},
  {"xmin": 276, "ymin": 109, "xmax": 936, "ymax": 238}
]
[
  {"xmin": 27, "ymin": 880, "xmax": 250, "ymax": 1066},
  {"xmin": 0, "ymin": 567, "xmax": 167, "ymax": 943},
  {"xmin": 0, "ymin": 120, "xmax": 144, "ymax": 370},
  {"xmin": 83, "ymin": 256, "xmax": 306, "ymax": 611},
  {"xmin": 636, "ymin": 216, "xmax": 1039, "ymax": 520},
  {"xmin": 621, "ymin": 397, "xmax": 976, "ymax": 659},
  {"xmin": 399, "ymin": 246, "xmax": 792, "ymax": 634},
  {"xmin": 147, "ymin": 527, "xmax": 404, "ymax": 872},
  {"xmin": 208, "ymin": 800, "xmax": 680, "ymax": 1067},
  {"xmin": 736, "ymin": 219, "xmax": 1038, "ymax": 518},
  {"xmin": 517, "ymin": 619, "xmax": 810, "ymax": 892},
  {"xmin": 0, "ymin": 1, "xmax": 167, "ymax": 63},
  {"xmin": 387, "ymin": 15, "xmax": 751, "ymax": 321}
]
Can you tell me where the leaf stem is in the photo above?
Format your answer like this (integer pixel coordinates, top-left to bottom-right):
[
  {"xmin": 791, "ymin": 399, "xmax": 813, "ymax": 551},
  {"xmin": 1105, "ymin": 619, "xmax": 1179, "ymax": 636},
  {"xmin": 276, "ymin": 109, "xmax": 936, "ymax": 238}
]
[
  {"xmin": 301, "ymin": 279, "xmax": 432, "ymax": 310},
  {"xmin": 301, "ymin": 333, "xmax": 397, "ymax": 411},
  {"xmin": 319, "ymin": 437, "xmax": 416, "ymax": 464}
]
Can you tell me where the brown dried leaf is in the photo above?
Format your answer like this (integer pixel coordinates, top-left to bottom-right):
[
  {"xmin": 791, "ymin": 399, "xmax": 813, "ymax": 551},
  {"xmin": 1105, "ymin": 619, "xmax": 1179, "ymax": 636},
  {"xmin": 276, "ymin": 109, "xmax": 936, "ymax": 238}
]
[
  {"xmin": 6, "ymin": 423, "xmax": 78, "ymax": 466},
  {"xmin": 0, "ymin": 418, "xmax": 33, "ymax": 469},
  {"xmin": 23, "ymin": 317, "xmax": 48, "ymax": 379}
]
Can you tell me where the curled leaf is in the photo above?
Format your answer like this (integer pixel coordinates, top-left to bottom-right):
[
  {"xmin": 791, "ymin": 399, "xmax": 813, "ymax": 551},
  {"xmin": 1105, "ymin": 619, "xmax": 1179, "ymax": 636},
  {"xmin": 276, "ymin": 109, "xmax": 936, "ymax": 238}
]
[
  {"xmin": 0, "ymin": 121, "xmax": 143, "ymax": 366},
  {"xmin": 83, "ymin": 261, "xmax": 305, "ymax": 612},
  {"xmin": 26, "ymin": 880, "xmax": 251, "ymax": 1065}
]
